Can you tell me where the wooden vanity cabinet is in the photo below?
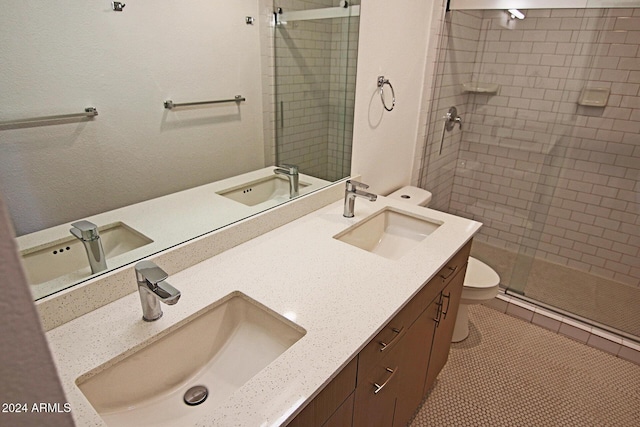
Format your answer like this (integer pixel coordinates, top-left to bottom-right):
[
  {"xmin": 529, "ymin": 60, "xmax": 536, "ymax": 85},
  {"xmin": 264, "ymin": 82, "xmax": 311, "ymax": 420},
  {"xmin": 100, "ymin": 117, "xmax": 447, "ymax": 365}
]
[{"xmin": 287, "ymin": 242, "xmax": 471, "ymax": 427}]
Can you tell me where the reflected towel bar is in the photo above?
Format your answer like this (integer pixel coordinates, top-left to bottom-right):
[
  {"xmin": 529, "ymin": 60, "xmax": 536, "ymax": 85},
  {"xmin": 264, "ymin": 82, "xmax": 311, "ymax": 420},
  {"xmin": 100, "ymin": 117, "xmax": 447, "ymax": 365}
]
[
  {"xmin": 0, "ymin": 107, "xmax": 98, "ymax": 128},
  {"xmin": 164, "ymin": 96, "xmax": 245, "ymax": 110}
]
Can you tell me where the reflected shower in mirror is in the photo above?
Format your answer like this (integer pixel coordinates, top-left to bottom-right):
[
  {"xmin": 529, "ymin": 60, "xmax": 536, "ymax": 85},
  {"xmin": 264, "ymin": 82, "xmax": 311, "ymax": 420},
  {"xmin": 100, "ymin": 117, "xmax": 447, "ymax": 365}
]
[{"xmin": 0, "ymin": 0, "xmax": 360, "ymax": 300}]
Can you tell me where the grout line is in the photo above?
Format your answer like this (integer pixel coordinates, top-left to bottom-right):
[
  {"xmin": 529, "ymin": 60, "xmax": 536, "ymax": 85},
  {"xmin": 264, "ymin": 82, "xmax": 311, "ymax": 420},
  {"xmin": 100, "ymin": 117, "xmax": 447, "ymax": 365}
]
[{"xmin": 489, "ymin": 293, "xmax": 640, "ymax": 366}]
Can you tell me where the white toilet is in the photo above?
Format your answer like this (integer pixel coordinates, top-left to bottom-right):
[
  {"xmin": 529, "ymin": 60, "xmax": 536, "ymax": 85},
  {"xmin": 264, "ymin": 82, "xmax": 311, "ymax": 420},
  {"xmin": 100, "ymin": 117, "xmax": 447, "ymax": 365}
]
[{"xmin": 387, "ymin": 186, "xmax": 500, "ymax": 342}]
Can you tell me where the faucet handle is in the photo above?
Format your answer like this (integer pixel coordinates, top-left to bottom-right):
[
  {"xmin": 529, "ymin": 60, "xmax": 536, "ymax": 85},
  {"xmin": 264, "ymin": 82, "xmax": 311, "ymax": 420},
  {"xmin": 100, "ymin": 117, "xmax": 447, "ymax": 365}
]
[
  {"xmin": 70, "ymin": 220, "xmax": 100, "ymax": 240},
  {"xmin": 346, "ymin": 180, "xmax": 369, "ymax": 191},
  {"xmin": 135, "ymin": 261, "xmax": 168, "ymax": 289},
  {"xmin": 277, "ymin": 164, "xmax": 298, "ymax": 173}
]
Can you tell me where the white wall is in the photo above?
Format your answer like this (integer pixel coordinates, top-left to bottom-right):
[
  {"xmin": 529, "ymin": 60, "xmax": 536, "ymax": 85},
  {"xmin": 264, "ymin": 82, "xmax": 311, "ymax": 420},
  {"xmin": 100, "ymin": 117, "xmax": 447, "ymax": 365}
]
[
  {"xmin": 0, "ymin": 194, "xmax": 75, "ymax": 427},
  {"xmin": 351, "ymin": 0, "xmax": 435, "ymax": 195},
  {"xmin": 0, "ymin": 1, "xmax": 265, "ymax": 235}
]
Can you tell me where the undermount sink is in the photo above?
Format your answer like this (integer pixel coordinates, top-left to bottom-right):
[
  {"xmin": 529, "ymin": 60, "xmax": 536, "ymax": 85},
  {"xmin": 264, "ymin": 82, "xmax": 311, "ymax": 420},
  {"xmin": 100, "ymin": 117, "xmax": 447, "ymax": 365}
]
[
  {"xmin": 216, "ymin": 175, "xmax": 310, "ymax": 207},
  {"xmin": 334, "ymin": 207, "xmax": 442, "ymax": 260},
  {"xmin": 20, "ymin": 222, "xmax": 153, "ymax": 286},
  {"xmin": 76, "ymin": 292, "xmax": 305, "ymax": 427}
]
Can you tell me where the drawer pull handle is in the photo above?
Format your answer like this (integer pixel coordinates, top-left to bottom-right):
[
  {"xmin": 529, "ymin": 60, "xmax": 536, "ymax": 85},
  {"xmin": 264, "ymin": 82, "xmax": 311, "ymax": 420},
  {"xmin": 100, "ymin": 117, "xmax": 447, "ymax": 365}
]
[
  {"xmin": 442, "ymin": 292, "xmax": 451, "ymax": 319},
  {"xmin": 434, "ymin": 298, "xmax": 443, "ymax": 325},
  {"xmin": 440, "ymin": 265, "xmax": 458, "ymax": 281},
  {"xmin": 379, "ymin": 327, "xmax": 404, "ymax": 352},
  {"xmin": 373, "ymin": 366, "xmax": 398, "ymax": 394}
]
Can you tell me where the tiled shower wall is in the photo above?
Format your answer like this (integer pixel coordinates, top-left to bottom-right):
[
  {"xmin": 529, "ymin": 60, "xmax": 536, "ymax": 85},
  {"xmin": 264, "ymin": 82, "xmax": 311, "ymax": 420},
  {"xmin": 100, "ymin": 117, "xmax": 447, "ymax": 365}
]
[
  {"xmin": 269, "ymin": 0, "xmax": 358, "ymax": 181},
  {"xmin": 422, "ymin": 8, "xmax": 640, "ymax": 286}
]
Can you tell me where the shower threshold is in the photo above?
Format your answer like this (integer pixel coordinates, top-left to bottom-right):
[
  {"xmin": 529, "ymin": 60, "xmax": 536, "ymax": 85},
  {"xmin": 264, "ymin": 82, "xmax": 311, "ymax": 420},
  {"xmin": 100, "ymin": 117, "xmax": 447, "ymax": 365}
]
[{"xmin": 504, "ymin": 289, "xmax": 639, "ymax": 345}]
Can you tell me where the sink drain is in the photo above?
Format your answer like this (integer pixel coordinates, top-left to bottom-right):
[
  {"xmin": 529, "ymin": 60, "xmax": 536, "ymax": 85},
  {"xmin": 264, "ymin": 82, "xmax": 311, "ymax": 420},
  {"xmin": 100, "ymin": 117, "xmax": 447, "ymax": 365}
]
[{"xmin": 184, "ymin": 385, "xmax": 208, "ymax": 406}]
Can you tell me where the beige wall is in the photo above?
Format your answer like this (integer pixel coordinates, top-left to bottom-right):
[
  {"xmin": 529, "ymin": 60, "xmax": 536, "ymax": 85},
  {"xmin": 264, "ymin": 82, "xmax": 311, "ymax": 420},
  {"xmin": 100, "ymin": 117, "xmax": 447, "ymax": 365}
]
[{"xmin": 0, "ymin": 194, "xmax": 74, "ymax": 427}]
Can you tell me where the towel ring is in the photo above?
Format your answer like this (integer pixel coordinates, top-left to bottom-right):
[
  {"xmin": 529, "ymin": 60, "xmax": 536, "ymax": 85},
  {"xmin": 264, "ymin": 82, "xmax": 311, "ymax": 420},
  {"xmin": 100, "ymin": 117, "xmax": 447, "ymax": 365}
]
[{"xmin": 377, "ymin": 76, "xmax": 395, "ymax": 112}]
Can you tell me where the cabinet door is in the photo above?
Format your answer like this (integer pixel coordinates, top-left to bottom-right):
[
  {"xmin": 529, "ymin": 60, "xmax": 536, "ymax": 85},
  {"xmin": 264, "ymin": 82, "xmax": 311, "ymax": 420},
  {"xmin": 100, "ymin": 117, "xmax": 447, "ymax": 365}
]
[
  {"xmin": 392, "ymin": 299, "xmax": 439, "ymax": 427},
  {"xmin": 424, "ymin": 265, "xmax": 466, "ymax": 392}
]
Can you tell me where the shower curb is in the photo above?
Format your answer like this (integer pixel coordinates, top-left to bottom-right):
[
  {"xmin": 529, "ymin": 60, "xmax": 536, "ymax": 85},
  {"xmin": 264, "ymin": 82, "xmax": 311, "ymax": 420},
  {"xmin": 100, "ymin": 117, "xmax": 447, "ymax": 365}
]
[{"xmin": 483, "ymin": 291, "xmax": 640, "ymax": 367}]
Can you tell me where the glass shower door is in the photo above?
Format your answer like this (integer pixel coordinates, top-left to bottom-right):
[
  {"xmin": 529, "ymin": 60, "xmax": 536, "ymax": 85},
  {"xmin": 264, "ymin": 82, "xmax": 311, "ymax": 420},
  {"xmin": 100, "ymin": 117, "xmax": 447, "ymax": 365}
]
[
  {"xmin": 422, "ymin": 7, "xmax": 640, "ymax": 341},
  {"xmin": 273, "ymin": 1, "xmax": 360, "ymax": 182}
]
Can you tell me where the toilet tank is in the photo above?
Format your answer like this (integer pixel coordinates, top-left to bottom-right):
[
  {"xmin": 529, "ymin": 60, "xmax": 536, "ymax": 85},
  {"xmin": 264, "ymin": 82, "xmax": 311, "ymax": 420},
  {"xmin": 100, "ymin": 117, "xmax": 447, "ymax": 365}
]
[{"xmin": 387, "ymin": 186, "xmax": 433, "ymax": 207}]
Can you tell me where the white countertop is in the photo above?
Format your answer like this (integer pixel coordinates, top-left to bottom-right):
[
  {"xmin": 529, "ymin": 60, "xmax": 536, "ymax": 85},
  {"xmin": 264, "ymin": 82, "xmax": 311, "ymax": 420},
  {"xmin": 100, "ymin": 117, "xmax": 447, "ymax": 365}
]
[
  {"xmin": 18, "ymin": 167, "xmax": 329, "ymax": 299},
  {"xmin": 45, "ymin": 195, "xmax": 481, "ymax": 426}
]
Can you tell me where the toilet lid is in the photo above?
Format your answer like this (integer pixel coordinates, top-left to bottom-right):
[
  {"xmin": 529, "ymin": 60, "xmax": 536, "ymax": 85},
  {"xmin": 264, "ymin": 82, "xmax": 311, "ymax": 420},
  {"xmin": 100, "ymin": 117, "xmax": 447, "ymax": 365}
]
[{"xmin": 465, "ymin": 257, "xmax": 500, "ymax": 288}]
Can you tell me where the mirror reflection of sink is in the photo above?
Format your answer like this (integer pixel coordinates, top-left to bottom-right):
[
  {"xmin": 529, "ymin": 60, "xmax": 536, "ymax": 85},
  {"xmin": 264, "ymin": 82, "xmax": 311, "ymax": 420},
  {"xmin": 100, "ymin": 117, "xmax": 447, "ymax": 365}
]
[
  {"xmin": 76, "ymin": 292, "xmax": 305, "ymax": 427},
  {"xmin": 334, "ymin": 207, "xmax": 442, "ymax": 260},
  {"xmin": 216, "ymin": 175, "xmax": 310, "ymax": 207},
  {"xmin": 20, "ymin": 222, "xmax": 153, "ymax": 286}
]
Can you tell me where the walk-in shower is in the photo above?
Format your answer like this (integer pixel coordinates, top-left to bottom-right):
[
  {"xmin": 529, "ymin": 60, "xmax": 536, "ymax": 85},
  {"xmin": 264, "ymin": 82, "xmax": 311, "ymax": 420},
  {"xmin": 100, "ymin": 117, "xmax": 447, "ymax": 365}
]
[
  {"xmin": 421, "ymin": 5, "xmax": 639, "ymax": 342},
  {"xmin": 272, "ymin": 0, "xmax": 360, "ymax": 182}
]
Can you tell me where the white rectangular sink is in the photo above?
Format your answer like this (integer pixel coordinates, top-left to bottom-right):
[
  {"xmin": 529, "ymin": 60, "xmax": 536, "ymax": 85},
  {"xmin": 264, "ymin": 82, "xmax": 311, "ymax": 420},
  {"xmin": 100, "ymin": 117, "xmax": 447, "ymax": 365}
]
[
  {"xmin": 334, "ymin": 208, "xmax": 442, "ymax": 260},
  {"xmin": 76, "ymin": 292, "xmax": 305, "ymax": 427},
  {"xmin": 20, "ymin": 222, "xmax": 153, "ymax": 286},
  {"xmin": 216, "ymin": 175, "xmax": 310, "ymax": 206}
]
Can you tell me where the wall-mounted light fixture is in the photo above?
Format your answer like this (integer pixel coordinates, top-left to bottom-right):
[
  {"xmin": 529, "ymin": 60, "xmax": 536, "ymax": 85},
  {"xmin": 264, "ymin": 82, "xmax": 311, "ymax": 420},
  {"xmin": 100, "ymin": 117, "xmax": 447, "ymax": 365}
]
[{"xmin": 507, "ymin": 9, "xmax": 525, "ymax": 20}]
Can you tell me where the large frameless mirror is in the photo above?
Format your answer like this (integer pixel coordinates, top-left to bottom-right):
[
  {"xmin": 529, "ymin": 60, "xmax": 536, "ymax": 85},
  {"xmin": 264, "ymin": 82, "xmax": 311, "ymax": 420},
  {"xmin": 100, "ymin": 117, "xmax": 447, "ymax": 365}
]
[{"xmin": 0, "ymin": 0, "xmax": 360, "ymax": 300}]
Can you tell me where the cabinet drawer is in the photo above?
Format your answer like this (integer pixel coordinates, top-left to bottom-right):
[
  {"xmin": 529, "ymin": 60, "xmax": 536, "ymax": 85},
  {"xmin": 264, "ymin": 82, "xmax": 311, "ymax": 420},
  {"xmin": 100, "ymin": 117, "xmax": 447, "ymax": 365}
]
[
  {"xmin": 322, "ymin": 392, "xmax": 355, "ymax": 427},
  {"xmin": 288, "ymin": 358, "xmax": 357, "ymax": 427},
  {"xmin": 357, "ymin": 299, "xmax": 419, "ymax": 385},
  {"xmin": 353, "ymin": 343, "xmax": 403, "ymax": 427},
  {"xmin": 437, "ymin": 240, "xmax": 471, "ymax": 288}
]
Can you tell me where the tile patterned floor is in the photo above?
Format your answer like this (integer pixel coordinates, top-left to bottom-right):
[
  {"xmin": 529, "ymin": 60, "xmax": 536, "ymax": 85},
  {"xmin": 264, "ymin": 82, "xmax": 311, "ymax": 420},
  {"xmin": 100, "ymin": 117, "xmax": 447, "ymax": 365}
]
[{"xmin": 409, "ymin": 305, "xmax": 640, "ymax": 427}]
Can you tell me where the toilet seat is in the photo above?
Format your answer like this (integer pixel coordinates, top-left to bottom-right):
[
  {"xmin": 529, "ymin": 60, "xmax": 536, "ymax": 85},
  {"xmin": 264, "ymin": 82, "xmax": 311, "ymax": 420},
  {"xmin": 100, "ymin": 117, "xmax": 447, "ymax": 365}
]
[
  {"xmin": 461, "ymin": 257, "xmax": 500, "ymax": 303},
  {"xmin": 465, "ymin": 257, "xmax": 500, "ymax": 288}
]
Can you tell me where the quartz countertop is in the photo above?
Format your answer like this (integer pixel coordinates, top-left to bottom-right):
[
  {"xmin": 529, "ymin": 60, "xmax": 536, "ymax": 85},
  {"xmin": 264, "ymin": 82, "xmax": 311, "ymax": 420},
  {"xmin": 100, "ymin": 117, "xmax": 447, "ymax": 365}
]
[{"xmin": 45, "ymin": 195, "xmax": 481, "ymax": 426}]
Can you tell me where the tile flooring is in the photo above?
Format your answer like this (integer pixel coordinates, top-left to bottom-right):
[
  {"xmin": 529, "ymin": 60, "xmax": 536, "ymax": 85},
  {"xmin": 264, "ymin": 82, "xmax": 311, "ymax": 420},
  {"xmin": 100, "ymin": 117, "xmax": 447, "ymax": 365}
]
[{"xmin": 409, "ymin": 305, "xmax": 640, "ymax": 426}]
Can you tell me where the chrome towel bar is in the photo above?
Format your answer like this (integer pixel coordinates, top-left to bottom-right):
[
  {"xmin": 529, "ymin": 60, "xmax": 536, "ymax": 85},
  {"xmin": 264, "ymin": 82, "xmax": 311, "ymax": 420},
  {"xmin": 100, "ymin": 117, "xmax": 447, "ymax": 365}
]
[
  {"xmin": 0, "ymin": 107, "xmax": 98, "ymax": 128},
  {"xmin": 164, "ymin": 95, "xmax": 245, "ymax": 110}
]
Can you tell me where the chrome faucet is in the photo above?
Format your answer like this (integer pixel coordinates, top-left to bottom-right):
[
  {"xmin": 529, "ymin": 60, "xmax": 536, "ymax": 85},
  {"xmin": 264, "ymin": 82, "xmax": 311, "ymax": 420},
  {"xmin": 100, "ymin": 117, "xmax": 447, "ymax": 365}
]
[
  {"xmin": 274, "ymin": 164, "xmax": 299, "ymax": 198},
  {"xmin": 70, "ymin": 220, "xmax": 108, "ymax": 274},
  {"xmin": 343, "ymin": 180, "xmax": 377, "ymax": 218},
  {"xmin": 135, "ymin": 261, "xmax": 181, "ymax": 321}
]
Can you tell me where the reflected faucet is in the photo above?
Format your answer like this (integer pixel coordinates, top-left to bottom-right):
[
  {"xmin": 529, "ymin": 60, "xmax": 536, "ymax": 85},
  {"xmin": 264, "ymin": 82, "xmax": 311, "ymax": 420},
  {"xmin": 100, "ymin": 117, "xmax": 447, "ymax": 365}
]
[
  {"xmin": 274, "ymin": 164, "xmax": 299, "ymax": 198},
  {"xmin": 70, "ymin": 220, "xmax": 107, "ymax": 274},
  {"xmin": 135, "ymin": 261, "xmax": 181, "ymax": 321},
  {"xmin": 343, "ymin": 180, "xmax": 377, "ymax": 218}
]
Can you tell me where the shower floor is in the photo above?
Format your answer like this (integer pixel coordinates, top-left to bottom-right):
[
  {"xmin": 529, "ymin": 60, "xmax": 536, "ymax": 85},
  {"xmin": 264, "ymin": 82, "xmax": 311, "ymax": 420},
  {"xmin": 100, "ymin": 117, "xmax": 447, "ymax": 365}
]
[{"xmin": 471, "ymin": 241, "xmax": 640, "ymax": 340}]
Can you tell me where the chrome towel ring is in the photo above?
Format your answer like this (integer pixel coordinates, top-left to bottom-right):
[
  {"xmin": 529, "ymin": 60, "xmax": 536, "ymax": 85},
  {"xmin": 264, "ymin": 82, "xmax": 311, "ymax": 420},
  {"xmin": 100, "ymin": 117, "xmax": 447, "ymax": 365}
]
[{"xmin": 377, "ymin": 76, "xmax": 395, "ymax": 111}]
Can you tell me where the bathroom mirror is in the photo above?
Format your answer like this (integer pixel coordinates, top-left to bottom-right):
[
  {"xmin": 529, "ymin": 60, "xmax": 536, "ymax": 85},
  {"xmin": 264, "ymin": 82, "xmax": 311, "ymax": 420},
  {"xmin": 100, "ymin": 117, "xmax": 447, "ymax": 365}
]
[{"xmin": 0, "ymin": 0, "xmax": 360, "ymax": 300}]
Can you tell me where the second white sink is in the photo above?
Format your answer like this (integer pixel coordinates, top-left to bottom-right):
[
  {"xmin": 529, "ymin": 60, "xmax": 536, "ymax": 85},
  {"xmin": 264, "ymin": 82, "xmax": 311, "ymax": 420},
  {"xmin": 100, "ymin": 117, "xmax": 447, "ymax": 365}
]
[
  {"xmin": 216, "ymin": 175, "xmax": 310, "ymax": 207},
  {"xmin": 21, "ymin": 222, "xmax": 153, "ymax": 286},
  {"xmin": 334, "ymin": 207, "xmax": 442, "ymax": 260},
  {"xmin": 76, "ymin": 292, "xmax": 305, "ymax": 427}
]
